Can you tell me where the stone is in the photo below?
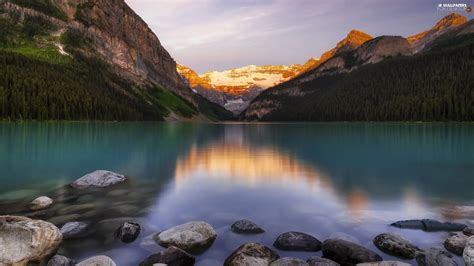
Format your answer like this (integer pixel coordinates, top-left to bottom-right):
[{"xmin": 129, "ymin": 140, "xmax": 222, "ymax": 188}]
[
  {"xmin": 0, "ymin": 216, "xmax": 62, "ymax": 265},
  {"xmin": 464, "ymin": 236, "xmax": 474, "ymax": 266},
  {"xmin": 443, "ymin": 233, "xmax": 467, "ymax": 256},
  {"xmin": 464, "ymin": 227, "xmax": 474, "ymax": 236},
  {"xmin": 322, "ymin": 239, "xmax": 382, "ymax": 265},
  {"xmin": 273, "ymin": 231, "xmax": 322, "ymax": 251},
  {"xmin": 70, "ymin": 170, "xmax": 127, "ymax": 189},
  {"xmin": 47, "ymin": 254, "xmax": 75, "ymax": 266},
  {"xmin": 139, "ymin": 246, "xmax": 195, "ymax": 266},
  {"xmin": 271, "ymin": 257, "xmax": 308, "ymax": 266},
  {"xmin": 415, "ymin": 247, "xmax": 457, "ymax": 266},
  {"xmin": 391, "ymin": 219, "xmax": 466, "ymax": 231},
  {"xmin": 76, "ymin": 255, "xmax": 116, "ymax": 266},
  {"xmin": 231, "ymin": 219, "xmax": 265, "ymax": 234},
  {"xmin": 60, "ymin": 221, "xmax": 93, "ymax": 239},
  {"xmin": 373, "ymin": 233, "xmax": 420, "ymax": 259},
  {"xmin": 329, "ymin": 232, "xmax": 360, "ymax": 245},
  {"xmin": 154, "ymin": 221, "xmax": 217, "ymax": 253},
  {"xmin": 307, "ymin": 256, "xmax": 340, "ymax": 266},
  {"xmin": 47, "ymin": 214, "xmax": 81, "ymax": 226},
  {"xmin": 356, "ymin": 262, "xmax": 410, "ymax": 266},
  {"xmin": 30, "ymin": 196, "xmax": 54, "ymax": 210},
  {"xmin": 116, "ymin": 221, "xmax": 141, "ymax": 243},
  {"xmin": 224, "ymin": 243, "xmax": 280, "ymax": 266}
]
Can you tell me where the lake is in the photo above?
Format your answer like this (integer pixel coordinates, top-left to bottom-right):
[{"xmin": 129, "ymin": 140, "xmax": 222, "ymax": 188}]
[{"xmin": 1, "ymin": 122, "xmax": 473, "ymax": 265}]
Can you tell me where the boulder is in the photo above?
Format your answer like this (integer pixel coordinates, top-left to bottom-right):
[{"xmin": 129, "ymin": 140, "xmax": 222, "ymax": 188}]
[
  {"xmin": 391, "ymin": 219, "xmax": 466, "ymax": 231},
  {"xmin": 154, "ymin": 221, "xmax": 217, "ymax": 253},
  {"xmin": 329, "ymin": 232, "xmax": 360, "ymax": 245},
  {"xmin": 224, "ymin": 243, "xmax": 280, "ymax": 266},
  {"xmin": 306, "ymin": 256, "xmax": 340, "ymax": 266},
  {"xmin": 30, "ymin": 196, "xmax": 54, "ymax": 210},
  {"xmin": 356, "ymin": 262, "xmax": 410, "ymax": 266},
  {"xmin": 307, "ymin": 256, "xmax": 340, "ymax": 266},
  {"xmin": 464, "ymin": 227, "xmax": 474, "ymax": 236},
  {"xmin": 116, "ymin": 221, "xmax": 141, "ymax": 243},
  {"xmin": 231, "ymin": 219, "xmax": 265, "ymax": 234},
  {"xmin": 415, "ymin": 247, "xmax": 457, "ymax": 266},
  {"xmin": 443, "ymin": 233, "xmax": 467, "ymax": 256},
  {"xmin": 60, "ymin": 221, "xmax": 93, "ymax": 239},
  {"xmin": 47, "ymin": 254, "xmax": 75, "ymax": 266},
  {"xmin": 271, "ymin": 257, "xmax": 308, "ymax": 266},
  {"xmin": 76, "ymin": 255, "xmax": 116, "ymax": 266},
  {"xmin": 70, "ymin": 170, "xmax": 127, "ymax": 189},
  {"xmin": 139, "ymin": 246, "xmax": 195, "ymax": 266},
  {"xmin": 0, "ymin": 216, "xmax": 62, "ymax": 265},
  {"xmin": 464, "ymin": 236, "xmax": 474, "ymax": 266},
  {"xmin": 373, "ymin": 233, "xmax": 420, "ymax": 259},
  {"xmin": 273, "ymin": 231, "xmax": 322, "ymax": 251},
  {"xmin": 322, "ymin": 239, "xmax": 382, "ymax": 265}
]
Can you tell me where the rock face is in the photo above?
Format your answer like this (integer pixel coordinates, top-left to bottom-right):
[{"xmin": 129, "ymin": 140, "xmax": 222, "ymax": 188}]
[
  {"xmin": 76, "ymin": 255, "xmax": 116, "ymax": 266},
  {"xmin": 464, "ymin": 236, "xmax": 474, "ymax": 265},
  {"xmin": 116, "ymin": 221, "xmax": 141, "ymax": 243},
  {"xmin": 47, "ymin": 254, "xmax": 75, "ymax": 266},
  {"xmin": 270, "ymin": 257, "xmax": 308, "ymax": 266},
  {"xmin": 415, "ymin": 247, "xmax": 457, "ymax": 266},
  {"xmin": 307, "ymin": 257, "xmax": 340, "ymax": 266},
  {"xmin": 354, "ymin": 36, "xmax": 412, "ymax": 64},
  {"xmin": 224, "ymin": 243, "xmax": 280, "ymax": 266},
  {"xmin": 60, "ymin": 221, "xmax": 93, "ymax": 239},
  {"xmin": 139, "ymin": 246, "xmax": 196, "ymax": 266},
  {"xmin": 390, "ymin": 219, "xmax": 466, "ymax": 231},
  {"xmin": 153, "ymin": 221, "xmax": 217, "ymax": 253},
  {"xmin": 322, "ymin": 239, "xmax": 382, "ymax": 265},
  {"xmin": 70, "ymin": 170, "xmax": 127, "ymax": 189},
  {"xmin": 444, "ymin": 233, "xmax": 467, "ymax": 256},
  {"xmin": 273, "ymin": 231, "xmax": 322, "ymax": 251},
  {"xmin": 231, "ymin": 219, "xmax": 265, "ymax": 234},
  {"xmin": 0, "ymin": 216, "xmax": 63, "ymax": 265},
  {"xmin": 30, "ymin": 196, "xmax": 54, "ymax": 210},
  {"xmin": 373, "ymin": 233, "xmax": 420, "ymax": 259}
]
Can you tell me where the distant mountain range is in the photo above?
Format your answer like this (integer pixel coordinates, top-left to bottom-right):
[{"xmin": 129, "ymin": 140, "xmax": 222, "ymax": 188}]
[{"xmin": 178, "ymin": 14, "xmax": 472, "ymax": 115}]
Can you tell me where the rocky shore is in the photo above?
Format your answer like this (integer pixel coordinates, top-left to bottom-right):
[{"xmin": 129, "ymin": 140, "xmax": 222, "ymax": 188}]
[{"xmin": 1, "ymin": 170, "xmax": 473, "ymax": 265}]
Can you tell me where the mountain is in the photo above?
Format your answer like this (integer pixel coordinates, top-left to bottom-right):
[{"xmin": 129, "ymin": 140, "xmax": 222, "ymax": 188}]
[
  {"xmin": 407, "ymin": 13, "xmax": 467, "ymax": 53},
  {"xmin": 177, "ymin": 30, "xmax": 372, "ymax": 114},
  {"xmin": 0, "ymin": 0, "xmax": 231, "ymax": 121},
  {"xmin": 242, "ymin": 14, "xmax": 473, "ymax": 121}
]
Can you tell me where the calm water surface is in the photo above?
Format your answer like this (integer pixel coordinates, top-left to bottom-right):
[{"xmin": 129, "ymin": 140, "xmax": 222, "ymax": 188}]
[{"xmin": 1, "ymin": 122, "xmax": 473, "ymax": 265}]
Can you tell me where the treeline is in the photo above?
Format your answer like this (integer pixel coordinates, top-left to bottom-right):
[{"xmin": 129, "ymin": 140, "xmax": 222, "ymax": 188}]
[{"xmin": 249, "ymin": 39, "xmax": 474, "ymax": 121}]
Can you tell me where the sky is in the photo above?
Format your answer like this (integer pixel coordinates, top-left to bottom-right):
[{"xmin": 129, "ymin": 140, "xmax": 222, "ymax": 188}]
[{"xmin": 125, "ymin": 0, "xmax": 473, "ymax": 74}]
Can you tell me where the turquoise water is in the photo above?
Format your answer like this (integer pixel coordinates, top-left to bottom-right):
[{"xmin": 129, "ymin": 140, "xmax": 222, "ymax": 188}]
[{"xmin": 1, "ymin": 122, "xmax": 473, "ymax": 265}]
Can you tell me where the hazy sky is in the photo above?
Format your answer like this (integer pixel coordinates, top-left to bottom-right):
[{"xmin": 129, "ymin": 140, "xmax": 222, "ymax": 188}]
[{"xmin": 125, "ymin": 0, "xmax": 473, "ymax": 74}]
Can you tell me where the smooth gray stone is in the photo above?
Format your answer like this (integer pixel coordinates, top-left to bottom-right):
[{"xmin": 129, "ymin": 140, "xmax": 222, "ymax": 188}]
[
  {"xmin": 307, "ymin": 256, "xmax": 340, "ymax": 266},
  {"xmin": 154, "ymin": 221, "xmax": 217, "ymax": 253},
  {"xmin": 139, "ymin": 246, "xmax": 195, "ymax": 266},
  {"xmin": 60, "ymin": 221, "xmax": 93, "ymax": 239},
  {"xmin": 415, "ymin": 247, "xmax": 457, "ymax": 266},
  {"xmin": 322, "ymin": 239, "xmax": 382, "ymax": 265},
  {"xmin": 271, "ymin": 257, "xmax": 308, "ymax": 266},
  {"xmin": 224, "ymin": 243, "xmax": 280, "ymax": 266},
  {"xmin": 71, "ymin": 170, "xmax": 127, "ymax": 189},
  {"xmin": 47, "ymin": 255, "xmax": 75, "ymax": 266},
  {"xmin": 231, "ymin": 219, "xmax": 265, "ymax": 234},
  {"xmin": 443, "ymin": 233, "xmax": 467, "ymax": 256},
  {"xmin": 373, "ymin": 233, "xmax": 420, "ymax": 259},
  {"xmin": 273, "ymin": 231, "xmax": 322, "ymax": 251}
]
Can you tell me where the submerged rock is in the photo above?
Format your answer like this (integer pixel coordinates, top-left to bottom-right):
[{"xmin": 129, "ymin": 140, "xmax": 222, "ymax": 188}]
[
  {"xmin": 373, "ymin": 233, "xmax": 420, "ymax": 259},
  {"xmin": 224, "ymin": 242, "xmax": 280, "ymax": 266},
  {"xmin": 60, "ymin": 221, "xmax": 93, "ymax": 239},
  {"xmin": 76, "ymin": 255, "xmax": 116, "ymax": 266},
  {"xmin": 70, "ymin": 170, "xmax": 127, "ymax": 189},
  {"xmin": 329, "ymin": 232, "xmax": 360, "ymax": 245},
  {"xmin": 271, "ymin": 257, "xmax": 308, "ymax": 266},
  {"xmin": 139, "ymin": 246, "xmax": 195, "ymax": 266},
  {"xmin": 464, "ymin": 236, "xmax": 474, "ymax": 265},
  {"xmin": 356, "ymin": 262, "xmax": 410, "ymax": 266},
  {"xmin": 231, "ymin": 219, "xmax": 265, "ymax": 234},
  {"xmin": 116, "ymin": 221, "xmax": 141, "ymax": 243},
  {"xmin": 307, "ymin": 256, "xmax": 340, "ymax": 266},
  {"xmin": 47, "ymin": 254, "xmax": 75, "ymax": 266},
  {"xmin": 154, "ymin": 221, "xmax": 217, "ymax": 253},
  {"xmin": 391, "ymin": 219, "xmax": 466, "ymax": 231},
  {"xmin": 0, "ymin": 216, "xmax": 62, "ymax": 265},
  {"xmin": 322, "ymin": 239, "xmax": 382, "ymax": 265},
  {"xmin": 415, "ymin": 247, "xmax": 457, "ymax": 266},
  {"xmin": 464, "ymin": 227, "xmax": 474, "ymax": 236},
  {"xmin": 47, "ymin": 214, "xmax": 81, "ymax": 226},
  {"xmin": 30, "ymin": 196, "xmax": 54, "ymax": 210},
  {"xmin": 273, "ymin": 231, "xmax": 322, "ymax": 251},
  {"xmin": 443, "ymin": 233, "xmax": 467, "ymax": 256}
]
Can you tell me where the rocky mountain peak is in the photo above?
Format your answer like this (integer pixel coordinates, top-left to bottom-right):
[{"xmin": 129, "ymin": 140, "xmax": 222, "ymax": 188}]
[
  {"xmin": 432, "ymin": 13, "xmax": 467, "ymax": 31},
  {"xmin": 319, "ymin": 29, "xmax": 372, "ymax": 62}
]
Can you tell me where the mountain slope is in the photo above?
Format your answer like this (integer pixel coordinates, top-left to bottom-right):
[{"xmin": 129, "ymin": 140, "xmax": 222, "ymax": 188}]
[
  {"xmin": 242, "ymin": 16, "xmax": 473, "ymax": 121},
  {"xmin": 0, "ymin": 0, "xmax": 231, "ymax": 121}
]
